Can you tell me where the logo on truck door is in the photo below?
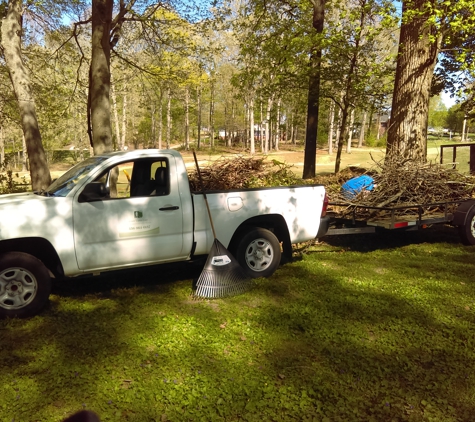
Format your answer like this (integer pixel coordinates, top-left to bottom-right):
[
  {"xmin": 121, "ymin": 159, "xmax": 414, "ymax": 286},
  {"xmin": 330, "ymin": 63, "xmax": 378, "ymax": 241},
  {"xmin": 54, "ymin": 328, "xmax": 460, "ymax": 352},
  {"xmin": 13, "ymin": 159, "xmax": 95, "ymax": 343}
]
[{"xmin": 119, "ymin": 212, "xmax": 160, "ymax": 238}]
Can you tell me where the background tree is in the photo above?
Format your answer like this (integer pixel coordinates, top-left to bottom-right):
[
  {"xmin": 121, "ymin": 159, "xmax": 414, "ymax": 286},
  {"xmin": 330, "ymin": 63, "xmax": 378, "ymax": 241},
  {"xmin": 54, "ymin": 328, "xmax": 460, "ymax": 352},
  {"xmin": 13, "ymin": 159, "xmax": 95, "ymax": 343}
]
[
  {"xmin": 386, "ymin": 0, "xmax": 475, "ymax": 162},
  {"xmin": 1, "ymin": 0, "xmax": 51, "ymax": 190},
  {"xmin": 322, "ymin": 0, "xmax": 397, "ymax": 173},
  {"xmin": 303, "ymin": 0, "xmax": 325, "ymax": 179}
]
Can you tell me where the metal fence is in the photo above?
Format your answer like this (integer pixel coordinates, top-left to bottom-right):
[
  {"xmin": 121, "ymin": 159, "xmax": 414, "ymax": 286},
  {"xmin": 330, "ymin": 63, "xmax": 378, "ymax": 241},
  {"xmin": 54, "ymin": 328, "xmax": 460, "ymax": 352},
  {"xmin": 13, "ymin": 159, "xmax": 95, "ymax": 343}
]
[{"xmin": 440, "ymin": 143, "xmax": 475, "ymax": 174}]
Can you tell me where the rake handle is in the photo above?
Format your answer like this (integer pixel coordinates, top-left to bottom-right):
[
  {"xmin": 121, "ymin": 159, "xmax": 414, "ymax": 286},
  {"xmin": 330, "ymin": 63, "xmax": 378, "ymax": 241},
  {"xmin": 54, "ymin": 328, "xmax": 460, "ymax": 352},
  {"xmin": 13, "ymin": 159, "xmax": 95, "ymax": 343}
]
[{"xmin": 193, "ymin": 151, "xmax": 217, "ymax": 239}]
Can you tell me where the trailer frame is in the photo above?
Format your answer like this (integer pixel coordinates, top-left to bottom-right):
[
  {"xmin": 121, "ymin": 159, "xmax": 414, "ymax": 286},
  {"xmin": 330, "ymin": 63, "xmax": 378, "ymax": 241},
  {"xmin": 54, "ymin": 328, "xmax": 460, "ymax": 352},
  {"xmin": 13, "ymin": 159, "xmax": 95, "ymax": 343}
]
[{"xmin": 326, "ymin": 198, "xmax": 475, "ymax": 245}]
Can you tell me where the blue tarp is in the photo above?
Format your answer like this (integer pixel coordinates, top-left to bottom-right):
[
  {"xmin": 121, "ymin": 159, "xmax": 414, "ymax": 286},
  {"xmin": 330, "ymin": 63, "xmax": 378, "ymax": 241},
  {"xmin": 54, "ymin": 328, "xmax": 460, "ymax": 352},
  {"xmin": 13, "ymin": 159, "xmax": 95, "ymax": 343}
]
[{"xmin": 341, "ymin": 175, "xmax": 374, "ymax": 199}]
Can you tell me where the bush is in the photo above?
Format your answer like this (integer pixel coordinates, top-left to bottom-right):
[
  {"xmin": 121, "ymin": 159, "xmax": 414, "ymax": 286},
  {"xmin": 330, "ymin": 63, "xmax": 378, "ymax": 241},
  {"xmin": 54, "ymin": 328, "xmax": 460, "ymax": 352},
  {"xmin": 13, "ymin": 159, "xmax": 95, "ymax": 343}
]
[
  {"xmin": 0, "ymin": 170, "xmax": 29, "ymax": 194},
  {"xmin": 365, "ymin": 133, "xmax": 387, "ymax": 148}
]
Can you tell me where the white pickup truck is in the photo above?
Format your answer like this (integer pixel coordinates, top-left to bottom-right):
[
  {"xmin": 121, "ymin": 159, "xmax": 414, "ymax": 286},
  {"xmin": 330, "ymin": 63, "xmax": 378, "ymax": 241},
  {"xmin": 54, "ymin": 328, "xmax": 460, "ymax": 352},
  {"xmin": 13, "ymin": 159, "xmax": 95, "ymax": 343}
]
[{"xmin": 0, "ymin": 149, "xmax": 329, "ymax": 318}]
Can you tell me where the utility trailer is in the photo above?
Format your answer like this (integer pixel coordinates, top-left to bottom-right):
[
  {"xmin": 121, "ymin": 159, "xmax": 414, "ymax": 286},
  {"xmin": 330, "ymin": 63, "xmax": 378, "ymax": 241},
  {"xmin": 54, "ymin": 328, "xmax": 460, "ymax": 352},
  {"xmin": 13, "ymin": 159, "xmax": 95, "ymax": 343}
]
[{"xmin": 325, "ymin": 199, "xmax": 475, "ymax": 245}]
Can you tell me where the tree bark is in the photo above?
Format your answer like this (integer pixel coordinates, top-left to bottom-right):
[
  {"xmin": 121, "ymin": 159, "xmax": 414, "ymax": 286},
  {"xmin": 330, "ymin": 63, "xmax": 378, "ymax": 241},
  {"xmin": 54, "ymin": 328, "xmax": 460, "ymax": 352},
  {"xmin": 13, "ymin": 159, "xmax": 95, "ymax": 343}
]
[
  {"xmin": 166, "ymin": 86, "xmax": 171, "ymax": 149},
  {"xmin": 0, "ymin": 126, "xmax": 4, "ymax": 166},
  {"xmin": 1, "ymin": 0, "xmax": 51, "ymax": 190},
  {"xmin": 121, "ymin": 88, "xmax": 127, "ymax": 150},
  {"xmin": 358, "ymin": 111, "xmax": 367, "ymax": 147},
  {"xmin": 111, "ymin": 78, "xmax": 121, "ymax": 149},
  {"xmin": 265, "ymin": 96, "xmax": 273, "ymax": 153},
  {"xmin": 386, "ymin": 0, "xmax": 442, "ymax": 162},
  {"xmin": 197, "ymin": 85, "xmax": 201, "ymax": 149},
  {"xmin": 249, "ymin": 97, "xmax": 255, "ymax": 154},
  {"xmin": 209, "ymin": 79, "xmax": 215, "ymax": 147},
  {"xmin": 335, "ymin": 106, "xmax": 350, "ymax": 174},
  {"xmin": 347, "ymin": 108, "xmax": 354, "ymax": 154},
  {"xmin": 89, "ymin": 0, "xmax": 113, "ymax": 155},
  {"xmin": 302, "ymin": 0, "xmax": 325, "ymax": 179},
  {"xmin": 328, "ymin": 100, "xmax": 334, "ymax": 155},
  {"xmin": 184, "ymin": 87, "xmax": 190, "ymax": 150}
]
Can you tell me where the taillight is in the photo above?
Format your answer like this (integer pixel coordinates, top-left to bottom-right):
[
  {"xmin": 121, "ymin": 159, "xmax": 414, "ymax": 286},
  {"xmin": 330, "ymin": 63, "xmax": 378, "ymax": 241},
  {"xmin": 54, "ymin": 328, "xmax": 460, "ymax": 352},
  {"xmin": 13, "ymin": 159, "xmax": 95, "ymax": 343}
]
[{"xmin": 322, "ymin": 193, "xmax": 329, "ymax": 217}]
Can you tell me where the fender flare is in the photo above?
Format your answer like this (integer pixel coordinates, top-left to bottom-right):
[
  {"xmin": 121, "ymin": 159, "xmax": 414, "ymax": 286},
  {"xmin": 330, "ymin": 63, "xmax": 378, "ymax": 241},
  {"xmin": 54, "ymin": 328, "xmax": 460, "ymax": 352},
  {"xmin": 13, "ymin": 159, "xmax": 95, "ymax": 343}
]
[{"xmin": 452, "ymin": 200, "xmax": 475, "ymax": 227}]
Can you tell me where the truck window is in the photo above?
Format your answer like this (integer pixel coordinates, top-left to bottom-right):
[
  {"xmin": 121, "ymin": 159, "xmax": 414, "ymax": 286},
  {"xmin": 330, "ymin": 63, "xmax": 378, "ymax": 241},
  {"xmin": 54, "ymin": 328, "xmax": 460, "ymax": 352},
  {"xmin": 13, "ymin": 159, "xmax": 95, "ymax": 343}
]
[
  {"xmin": 45, "ymin": 156, "xmax": 108, "ymax": 197},
  {"xmin": 90, "ymin": 158, "xmax": 170, "ymax": 199}
]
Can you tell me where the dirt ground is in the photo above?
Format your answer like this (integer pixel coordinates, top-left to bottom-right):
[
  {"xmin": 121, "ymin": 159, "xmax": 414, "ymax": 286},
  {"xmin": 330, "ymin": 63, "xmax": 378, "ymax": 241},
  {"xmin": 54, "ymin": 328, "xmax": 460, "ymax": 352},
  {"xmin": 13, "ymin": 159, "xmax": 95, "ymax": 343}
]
[
  {"xmin": 16, "ymin": 144, "xmax": 388, "ymax": 184},
  {"xmin": 178, "ymin": 144, "xmax": 387, "ymax": 176}
]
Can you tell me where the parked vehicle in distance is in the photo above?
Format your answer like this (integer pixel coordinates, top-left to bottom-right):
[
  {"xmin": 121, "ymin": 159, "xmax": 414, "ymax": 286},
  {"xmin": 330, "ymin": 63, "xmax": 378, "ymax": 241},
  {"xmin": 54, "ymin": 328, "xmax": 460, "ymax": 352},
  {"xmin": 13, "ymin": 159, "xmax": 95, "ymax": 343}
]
[{"xmin": 0, "ymin": 149, "xmax": 329, "ymax": 318}]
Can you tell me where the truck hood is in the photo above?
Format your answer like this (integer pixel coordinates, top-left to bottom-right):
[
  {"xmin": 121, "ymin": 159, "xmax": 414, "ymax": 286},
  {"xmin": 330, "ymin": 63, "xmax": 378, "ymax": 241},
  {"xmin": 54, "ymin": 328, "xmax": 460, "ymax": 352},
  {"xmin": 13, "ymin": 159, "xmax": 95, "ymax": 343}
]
[
  {"xmin": 0, "ymin": 192, "xmax": 46, "ymax": 206},
  {"xmin": 0, "ymin": 193, "xmax": 72, "ymax": 241}
]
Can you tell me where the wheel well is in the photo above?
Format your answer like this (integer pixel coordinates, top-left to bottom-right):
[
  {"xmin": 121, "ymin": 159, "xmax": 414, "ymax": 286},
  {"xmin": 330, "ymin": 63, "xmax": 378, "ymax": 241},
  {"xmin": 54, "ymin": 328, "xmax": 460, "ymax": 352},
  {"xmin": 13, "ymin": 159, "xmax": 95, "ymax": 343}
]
[
  {"xmin": 0, "ymin": 238, "xmax": 64, "ymax": 278},
  {"xmin": 228, "ymin": 214, "xmax": 292, "ymax": 263},
  {"xmin": 453, "ymin": 200, "xmax": 475, "ymax": 227}
]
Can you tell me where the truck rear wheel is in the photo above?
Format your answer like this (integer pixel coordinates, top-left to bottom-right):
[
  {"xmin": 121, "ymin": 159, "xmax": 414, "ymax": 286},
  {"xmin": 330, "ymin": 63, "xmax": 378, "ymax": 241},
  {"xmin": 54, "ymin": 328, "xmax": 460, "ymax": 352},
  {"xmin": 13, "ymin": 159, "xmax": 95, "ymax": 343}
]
[
  {"xmin": 459, "ymin": 207, "xmax": 475, "ymax": 246},
  {"xmin": 234, "ymin": 228, "xmax": 281, "ymax": 278},
  {"xmin": 0, "ymin": 252, "xmax": 51, "ymax": 318}
]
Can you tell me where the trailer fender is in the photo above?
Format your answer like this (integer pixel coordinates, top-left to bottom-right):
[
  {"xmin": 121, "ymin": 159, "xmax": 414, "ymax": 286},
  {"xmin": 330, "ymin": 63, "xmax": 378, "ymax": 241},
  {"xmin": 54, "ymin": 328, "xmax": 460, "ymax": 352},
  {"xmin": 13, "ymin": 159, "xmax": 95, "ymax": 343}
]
[
  {"xmin": 453, "ymin": 200, "xmax": 475, "ymax": 245},
  {"xmin": 452, "ymin": 200, "xmax": 475, "ymax": 227}
]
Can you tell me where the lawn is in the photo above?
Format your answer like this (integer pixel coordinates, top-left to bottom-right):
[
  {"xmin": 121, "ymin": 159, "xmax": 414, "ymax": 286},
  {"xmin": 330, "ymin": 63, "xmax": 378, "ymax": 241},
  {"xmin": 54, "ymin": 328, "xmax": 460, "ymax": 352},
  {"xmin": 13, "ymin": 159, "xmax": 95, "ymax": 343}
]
[{"xmin": 2, "ymin": 225, "xmax": 475, "ymax": 421}]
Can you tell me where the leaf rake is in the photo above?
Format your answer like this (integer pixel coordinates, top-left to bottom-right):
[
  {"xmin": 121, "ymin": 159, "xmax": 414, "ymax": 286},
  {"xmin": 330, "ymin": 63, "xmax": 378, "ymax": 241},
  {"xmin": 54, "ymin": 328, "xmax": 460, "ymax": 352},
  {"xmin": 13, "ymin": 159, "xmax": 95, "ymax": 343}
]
[{"xmin": 192, "ymin": 151, "xmax": 251, "ymax": 298}]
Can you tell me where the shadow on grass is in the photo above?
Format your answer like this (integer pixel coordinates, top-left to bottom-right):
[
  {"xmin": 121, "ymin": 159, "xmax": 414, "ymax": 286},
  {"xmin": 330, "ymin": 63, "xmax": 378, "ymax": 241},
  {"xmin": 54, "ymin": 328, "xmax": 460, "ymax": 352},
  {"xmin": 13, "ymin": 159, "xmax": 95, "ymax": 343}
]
[
  {"xmin": 245, "ymin": 238, "xmax": 475, "ymax": 421},
  {"xmin": 52, "ymin": 260, "xmax": 203, "ymax": 298},
  {"xmin": 2, "ymin": 234, "xmax": 475, "ymax": 421}
]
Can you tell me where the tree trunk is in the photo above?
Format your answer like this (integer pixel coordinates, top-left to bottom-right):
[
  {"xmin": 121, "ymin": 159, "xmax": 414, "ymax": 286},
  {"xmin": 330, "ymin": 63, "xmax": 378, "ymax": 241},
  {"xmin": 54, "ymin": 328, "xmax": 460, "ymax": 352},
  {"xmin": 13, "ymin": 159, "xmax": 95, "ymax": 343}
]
[
  {"xmin": 0, "ymin": 125, "xmax": 4, "ymax": 166},
  {"xmin": 121, "ymin": 88, "xmax": 127, "ymax": 150},
  {"xmin": 197, "ymin": 85, "xmax": 202, "ymax": 149},
  {"xmin": 209, "ymin": 80, "xmax": 215, "ymax": 147},
  {"xmin": 328, "ymin": 100, "xmax": 335, "ymax": 155},
  {"xmin": 358, "ymin": 111, "xmax": 367, "ymax": 147},
  {"xmin": 158, "ymin": 88, "xmax": 163, "ymax": 149},
  {"xmin": 335, "ymin": 104, "xmax": 350, "ymax": 173},
  {"xmin": 275, "ymin": 98, "xmax": 281, "ymax": 151},
  {"xmin": 249, "ymin": 97, "xmax": 255, "ymax": 154},
  {"xmin": 265, "ymin": 97, "xmax": 273, "ymax": 153},
  {"xmin": 151, "ymin": 102, "xmax": 156, "ymax": 148},
  {"xmin": 184, "ymin": 86, "xmax": 190, "ymax": 150},
  {"xmin": 347, "ymin": 108, "xmax": 355, "ymax": 153},
  {"xmin": 111, "ymin": 78, "xmax": 121, "ymax": 149},
  {"xmin": 302, "ymin": 0, "xmax": 325, "ymax": 179},
  {"xmin": 166, "ymin": 87, "xmax": 171, "ymax": 149},
  {"xmin": 461, "ymin": 115, "xmax": 467, "ymax": 142},
  {"xmin": 22, "ymin": 133, "xmax": 27, "ymax": 171},
  {"xmin": 89, "ymin": 0, "xmax": 113, "ymax": 155},
  {"xmin": 386, "ymin": 0, "xmax": 442, "ymax": 162},
  {"xmin": 1, "ymin": 0, "xmax": 51, "ymax": 190}
]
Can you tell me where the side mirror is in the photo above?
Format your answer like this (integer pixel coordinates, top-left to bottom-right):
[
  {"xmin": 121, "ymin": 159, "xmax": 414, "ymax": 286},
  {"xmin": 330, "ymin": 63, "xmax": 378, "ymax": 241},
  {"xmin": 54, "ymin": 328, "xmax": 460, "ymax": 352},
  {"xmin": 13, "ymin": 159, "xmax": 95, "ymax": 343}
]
[{"xmin": 78, "ymin": 182, "xmax": 110, "ymax": 203}]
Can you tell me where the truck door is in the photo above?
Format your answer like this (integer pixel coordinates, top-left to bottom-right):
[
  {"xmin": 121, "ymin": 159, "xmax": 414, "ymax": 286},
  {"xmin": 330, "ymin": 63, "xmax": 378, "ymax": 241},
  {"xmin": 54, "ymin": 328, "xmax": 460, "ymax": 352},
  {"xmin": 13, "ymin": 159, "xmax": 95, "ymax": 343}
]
[{"xmin": 72, "ymin": 156, "xmax": 186, "ymax": 271}]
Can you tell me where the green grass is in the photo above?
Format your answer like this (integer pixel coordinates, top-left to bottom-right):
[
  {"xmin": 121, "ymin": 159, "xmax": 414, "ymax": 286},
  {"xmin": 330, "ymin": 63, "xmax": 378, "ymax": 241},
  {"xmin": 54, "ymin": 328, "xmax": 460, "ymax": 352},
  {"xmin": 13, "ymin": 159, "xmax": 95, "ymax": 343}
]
[{"xmin": 2, "ymin": 226, "xmax": 475, "ymax": 421}]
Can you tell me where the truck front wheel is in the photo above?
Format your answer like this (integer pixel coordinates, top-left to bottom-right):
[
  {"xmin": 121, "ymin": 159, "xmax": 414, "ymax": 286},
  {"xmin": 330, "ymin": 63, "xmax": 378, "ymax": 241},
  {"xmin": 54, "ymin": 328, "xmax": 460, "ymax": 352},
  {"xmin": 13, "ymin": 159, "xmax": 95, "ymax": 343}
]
[
  {"xmin": 234, "ymin": 228, "xmax": 281, "ymax": 278},
  {"xmin": 0, "ymin": 252, "xmax": 51, "ymax": 318},
  {"xmin": 459, "ymin": 207, "xmax": 475, "ymax": 246}
]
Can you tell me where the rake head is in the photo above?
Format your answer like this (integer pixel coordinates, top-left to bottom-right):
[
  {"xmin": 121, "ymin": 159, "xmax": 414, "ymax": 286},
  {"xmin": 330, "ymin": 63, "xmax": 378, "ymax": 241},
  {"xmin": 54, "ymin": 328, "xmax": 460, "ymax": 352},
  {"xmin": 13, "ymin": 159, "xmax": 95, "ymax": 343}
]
[{"xmin": 193, "ymin": 239, "xmax": 252, "ymax": 298}]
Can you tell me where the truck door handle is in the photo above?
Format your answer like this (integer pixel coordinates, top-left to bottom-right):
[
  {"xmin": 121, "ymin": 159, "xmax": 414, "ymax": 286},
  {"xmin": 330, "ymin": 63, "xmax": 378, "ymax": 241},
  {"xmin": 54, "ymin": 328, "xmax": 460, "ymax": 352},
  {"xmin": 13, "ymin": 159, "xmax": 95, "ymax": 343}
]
[{"xmin": 159, "ymin": 206, "xmax": 180, "ymax": 211}]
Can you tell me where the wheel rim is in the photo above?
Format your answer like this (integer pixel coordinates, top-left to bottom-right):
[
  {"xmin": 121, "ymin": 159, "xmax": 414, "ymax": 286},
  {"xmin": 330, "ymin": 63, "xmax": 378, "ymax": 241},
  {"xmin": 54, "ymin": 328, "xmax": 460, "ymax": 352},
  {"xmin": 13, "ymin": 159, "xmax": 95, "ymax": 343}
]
[
  {"xmin": 0, "ymin": 267, "xmax": 38, "ymax": 310},
  {"xmin": 470, "ymin": 215, "xmax": 475, "ymax": 238},
  {"xmin": 244, "ymin": 238, "xmax": 274, "ymax": 272}
]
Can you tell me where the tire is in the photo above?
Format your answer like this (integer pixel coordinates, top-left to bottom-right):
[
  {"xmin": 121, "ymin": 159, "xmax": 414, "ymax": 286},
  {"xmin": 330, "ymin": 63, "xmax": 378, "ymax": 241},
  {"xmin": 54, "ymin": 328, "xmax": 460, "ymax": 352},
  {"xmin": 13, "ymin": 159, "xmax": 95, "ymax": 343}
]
[
  {"xmin": 0, "ymin": 252, "xmax": 51, "ymax": 318},
  {"xmin": 234, "ymin": 228, "xmax": 281, "ymax": 278},
  {"xmin": 459, "ymin": 207, "xmax": 475, "ymax": 245}
]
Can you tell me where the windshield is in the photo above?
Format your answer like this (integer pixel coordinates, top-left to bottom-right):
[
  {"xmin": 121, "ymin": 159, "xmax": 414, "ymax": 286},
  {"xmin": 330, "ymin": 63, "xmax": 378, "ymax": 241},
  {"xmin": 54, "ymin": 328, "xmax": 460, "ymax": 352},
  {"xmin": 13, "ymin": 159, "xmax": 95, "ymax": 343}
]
[{"xmin": 45, "ymin": 157, "xmax": 108, "ymax": 197}]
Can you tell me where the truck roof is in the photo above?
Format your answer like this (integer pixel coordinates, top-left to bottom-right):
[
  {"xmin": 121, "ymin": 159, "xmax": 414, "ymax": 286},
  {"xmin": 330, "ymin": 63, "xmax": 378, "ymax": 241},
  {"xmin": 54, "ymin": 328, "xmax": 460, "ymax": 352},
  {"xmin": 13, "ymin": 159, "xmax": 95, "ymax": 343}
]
[{"xmin": 95, "ymin": 149, "xmax": 182, "ymax": 160}]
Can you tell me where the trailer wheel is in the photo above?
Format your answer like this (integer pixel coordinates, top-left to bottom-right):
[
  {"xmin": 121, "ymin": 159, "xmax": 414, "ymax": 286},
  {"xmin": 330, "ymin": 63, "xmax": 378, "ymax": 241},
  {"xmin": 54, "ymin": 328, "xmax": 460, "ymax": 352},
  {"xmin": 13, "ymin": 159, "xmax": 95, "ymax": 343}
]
[
  {"xmin": 0, "ymin": 252, "xmax": 51, "ymax": 318},
  {"xmin": 459, "ymin": 207, "xmax": 475, "ymax": 245},
  {"xmin": 234, "ymin": 228, "xmax": 281, "ymax": 278}
]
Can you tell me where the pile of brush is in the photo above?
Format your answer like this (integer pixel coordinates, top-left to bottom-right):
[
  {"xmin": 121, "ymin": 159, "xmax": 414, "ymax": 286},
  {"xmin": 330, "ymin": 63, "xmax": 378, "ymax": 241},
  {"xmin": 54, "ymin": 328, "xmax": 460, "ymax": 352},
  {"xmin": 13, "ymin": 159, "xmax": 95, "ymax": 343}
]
[
  {"xmin": 188, "ymin": 155, "xmax": 299, "ymax": 191},
  {"xmin": 318, "ymin": 156, "xmax": 475, "ymax": 207},
  {"xmin": 188, "ymin": 154, "xmax": 475, "ymax": 215}
]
